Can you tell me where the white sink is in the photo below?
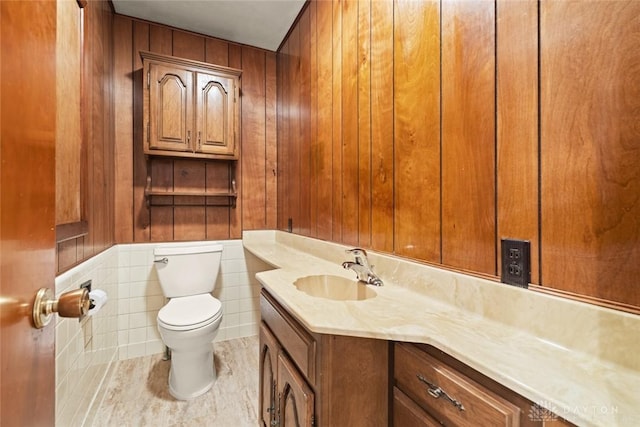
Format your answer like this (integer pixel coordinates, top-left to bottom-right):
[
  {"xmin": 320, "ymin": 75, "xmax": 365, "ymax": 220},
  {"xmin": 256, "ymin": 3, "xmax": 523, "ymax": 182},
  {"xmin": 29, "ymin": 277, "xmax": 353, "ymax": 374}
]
[{"xmin": 293, "ymin": 275, "xmax": 376, "ymax": 301}]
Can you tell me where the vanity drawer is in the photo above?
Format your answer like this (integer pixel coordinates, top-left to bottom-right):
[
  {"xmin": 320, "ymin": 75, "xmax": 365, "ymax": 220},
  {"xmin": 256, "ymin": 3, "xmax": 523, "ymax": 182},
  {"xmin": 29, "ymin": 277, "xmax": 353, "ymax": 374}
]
[
  {"xmin": 394, "ymin": 343, "xmax": 520, "ymax": 427},
  {"xmin": 260, "ymin": 289, "xmax": 316, "ymax": 385}
]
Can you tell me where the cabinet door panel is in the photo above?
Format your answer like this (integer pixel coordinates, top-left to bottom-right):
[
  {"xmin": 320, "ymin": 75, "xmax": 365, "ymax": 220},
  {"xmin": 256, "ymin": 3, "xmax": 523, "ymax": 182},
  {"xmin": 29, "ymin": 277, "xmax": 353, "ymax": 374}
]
[
  {"xmin": 393, "ymin": 387, "xmax": 441, "ymax": 427},
  {"xmin": 278, "ymin": 352, "xmax": 314, "ymax": 427},
  {"xmin": 196, "ymin": 73, "xmax": 236, "ymax": 156},
  {"xmin": 260, "ymin": 323, "xmax": 279, "ymax": 427},
  {"xmin": 149, "ymin": 63, "xmax": 193, "ymax": 151}
]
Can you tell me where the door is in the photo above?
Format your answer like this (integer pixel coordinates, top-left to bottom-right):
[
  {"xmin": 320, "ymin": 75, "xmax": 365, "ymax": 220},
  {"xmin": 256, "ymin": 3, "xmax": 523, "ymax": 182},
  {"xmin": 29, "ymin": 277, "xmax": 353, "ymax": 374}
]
[
  {"xmin": 1, "ymin": 1, "xmax": 57, "ymax": 426},
  {"xmin": 148, "ymin": 63, "xmax": 194, "ymax": 152},
  {"xmin": 277, "ymin": 352, "xmax": 314, "ymax": 427},
  {"xmin": 195, "ymin": 71, "xmax": 237, "ymax": 157},
  {"xmin": 260, "ymin": 323, "xmax": 279, "ymax": 427}
]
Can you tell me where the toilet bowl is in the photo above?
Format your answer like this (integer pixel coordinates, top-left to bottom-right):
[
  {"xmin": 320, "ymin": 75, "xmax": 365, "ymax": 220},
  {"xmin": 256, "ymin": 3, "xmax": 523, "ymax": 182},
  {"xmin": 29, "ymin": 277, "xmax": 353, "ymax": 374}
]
[{"xmin": 154, "ymin": 243, "xmax": 224, "ymax": 400}]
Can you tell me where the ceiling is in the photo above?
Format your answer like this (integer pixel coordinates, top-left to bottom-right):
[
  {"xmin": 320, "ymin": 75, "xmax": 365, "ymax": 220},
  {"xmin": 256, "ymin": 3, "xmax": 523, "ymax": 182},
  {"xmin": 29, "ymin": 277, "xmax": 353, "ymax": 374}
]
[{"xmin": 112, "ymin": 0, "xmax": 307, "ymax": 51}]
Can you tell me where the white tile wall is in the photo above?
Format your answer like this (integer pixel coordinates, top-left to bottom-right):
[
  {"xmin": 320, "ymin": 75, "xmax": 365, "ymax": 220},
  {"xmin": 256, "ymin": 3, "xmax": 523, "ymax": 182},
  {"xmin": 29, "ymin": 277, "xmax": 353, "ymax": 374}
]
[
  {"xmin": 55, "ymin": 239, "xmax": 273, "ymax": 426},
  {"xmin": 55, "ymin": 246, "xmax": 119, "ymax": 426}
]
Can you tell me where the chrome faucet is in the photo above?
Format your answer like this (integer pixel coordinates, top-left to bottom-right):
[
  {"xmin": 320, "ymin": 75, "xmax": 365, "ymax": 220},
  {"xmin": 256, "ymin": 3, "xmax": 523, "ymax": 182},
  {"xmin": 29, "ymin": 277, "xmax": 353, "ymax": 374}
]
[{"xmin": 342, "ymin": 248, "xmax": 383, "ymax": 286}]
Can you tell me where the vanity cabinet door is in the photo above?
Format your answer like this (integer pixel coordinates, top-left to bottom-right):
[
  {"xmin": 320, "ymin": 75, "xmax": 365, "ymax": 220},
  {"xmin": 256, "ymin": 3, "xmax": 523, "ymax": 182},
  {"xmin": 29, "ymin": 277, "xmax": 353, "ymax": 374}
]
[
  {"xmin": 260, "ymin": 323, "xmax": 279, "ymax": 427},
  {"xmin": 277, "ymin": 352, "xmax": 315, "ymax": 427}
]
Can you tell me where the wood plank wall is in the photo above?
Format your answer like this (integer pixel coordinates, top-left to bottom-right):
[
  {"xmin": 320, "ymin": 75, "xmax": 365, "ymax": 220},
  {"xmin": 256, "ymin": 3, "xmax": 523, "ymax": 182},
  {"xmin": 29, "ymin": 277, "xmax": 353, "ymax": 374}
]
[
  {"xmin": 113, "ymin": 16, "xmax": 277, "ymax": 242},
  {"xmin": 57, "ymin": 0, "xmax": 115, "ymax": 273},
  {"xmin": 277, "ymin": 0, "xmax": 640, "ymax": 310}
]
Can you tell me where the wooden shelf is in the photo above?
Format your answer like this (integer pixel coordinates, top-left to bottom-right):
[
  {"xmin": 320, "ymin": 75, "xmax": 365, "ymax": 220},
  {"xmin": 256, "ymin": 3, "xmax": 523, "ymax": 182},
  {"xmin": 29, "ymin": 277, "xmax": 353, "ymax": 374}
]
[{"xmin": 144, "ymin": 163, "xmax": 237, "ymax": 208}]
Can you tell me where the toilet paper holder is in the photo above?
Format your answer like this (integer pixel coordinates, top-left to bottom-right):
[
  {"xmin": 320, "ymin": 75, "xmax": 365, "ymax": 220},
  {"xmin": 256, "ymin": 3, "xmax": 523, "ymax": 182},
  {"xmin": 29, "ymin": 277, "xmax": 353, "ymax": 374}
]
[{"xmin": 32, "ymin": 287, "xmax": 91, "ymax": 329}]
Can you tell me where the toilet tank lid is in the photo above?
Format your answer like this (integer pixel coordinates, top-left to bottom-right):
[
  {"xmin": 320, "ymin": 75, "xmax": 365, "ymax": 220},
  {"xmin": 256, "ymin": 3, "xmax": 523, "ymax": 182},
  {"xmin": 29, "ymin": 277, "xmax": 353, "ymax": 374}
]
[{"xmin": 154, "ymin": 243, "xmax": 223, "ymax": 256}]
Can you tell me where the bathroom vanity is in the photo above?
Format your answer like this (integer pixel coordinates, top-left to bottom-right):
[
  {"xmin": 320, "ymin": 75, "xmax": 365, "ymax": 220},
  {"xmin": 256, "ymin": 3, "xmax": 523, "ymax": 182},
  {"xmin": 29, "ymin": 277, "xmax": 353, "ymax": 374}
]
[
  {"xmin": 260, "ymin": 289, "xmax": 388, "ymax": 427},
  {"xmin": 260, "ymin": 288, "xmax": 572, "ymax": 427},
  {"xmin": 246, "ymin": 230, "xmax": 640, "ymax": 427}
]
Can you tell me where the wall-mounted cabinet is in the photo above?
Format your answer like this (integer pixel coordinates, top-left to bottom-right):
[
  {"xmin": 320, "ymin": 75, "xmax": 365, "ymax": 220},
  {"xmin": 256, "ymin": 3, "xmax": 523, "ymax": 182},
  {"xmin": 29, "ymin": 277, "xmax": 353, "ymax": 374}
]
[{"xmin": 141, "ymin": 51, "xmax": 241, "ymax": 160}]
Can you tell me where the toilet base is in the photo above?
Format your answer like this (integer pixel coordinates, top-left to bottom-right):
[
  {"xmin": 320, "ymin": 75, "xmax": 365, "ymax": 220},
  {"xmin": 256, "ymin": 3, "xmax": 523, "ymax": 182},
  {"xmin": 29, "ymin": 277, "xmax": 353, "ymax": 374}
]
[{"xmin": 167, "ymin": 344, "xmax": 217, "ymax": 400}]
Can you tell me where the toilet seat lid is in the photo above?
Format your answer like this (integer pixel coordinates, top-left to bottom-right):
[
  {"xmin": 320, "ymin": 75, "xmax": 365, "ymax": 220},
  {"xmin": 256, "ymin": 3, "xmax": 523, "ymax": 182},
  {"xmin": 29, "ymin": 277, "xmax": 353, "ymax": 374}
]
[{"xmin": 158, "ymin": 294, "xmax": 222, "ymax": 330}]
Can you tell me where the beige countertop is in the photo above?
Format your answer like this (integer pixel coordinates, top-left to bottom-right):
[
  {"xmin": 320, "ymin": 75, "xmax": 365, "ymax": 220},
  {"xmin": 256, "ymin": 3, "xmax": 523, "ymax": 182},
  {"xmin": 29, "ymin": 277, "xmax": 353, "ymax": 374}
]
[{"xmin": 243, "ymin": 230, "xmax": 640, "ymax": 427}]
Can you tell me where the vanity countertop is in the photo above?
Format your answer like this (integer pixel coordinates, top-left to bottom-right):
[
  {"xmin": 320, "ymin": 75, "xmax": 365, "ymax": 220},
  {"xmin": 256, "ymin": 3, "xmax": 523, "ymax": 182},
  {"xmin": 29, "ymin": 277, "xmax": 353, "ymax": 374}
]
[{"xmin": 243, "ymin": 230, "xmax": 640, "ymax": 427}]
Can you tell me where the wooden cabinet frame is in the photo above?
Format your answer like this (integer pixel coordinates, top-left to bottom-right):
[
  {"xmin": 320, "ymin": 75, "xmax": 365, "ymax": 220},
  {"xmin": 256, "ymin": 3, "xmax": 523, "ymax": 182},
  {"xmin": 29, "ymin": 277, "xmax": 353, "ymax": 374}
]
[{"xmin": 141, "ymin": 51, "xmax": 241, "ymax": 160}]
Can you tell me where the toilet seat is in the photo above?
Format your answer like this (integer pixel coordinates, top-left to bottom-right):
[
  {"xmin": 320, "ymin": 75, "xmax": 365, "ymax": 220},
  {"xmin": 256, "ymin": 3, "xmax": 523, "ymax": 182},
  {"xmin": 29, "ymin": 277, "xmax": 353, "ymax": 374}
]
[{"xmin": 158, "ymin": 294, "xmax": 222, "ymax": 331}]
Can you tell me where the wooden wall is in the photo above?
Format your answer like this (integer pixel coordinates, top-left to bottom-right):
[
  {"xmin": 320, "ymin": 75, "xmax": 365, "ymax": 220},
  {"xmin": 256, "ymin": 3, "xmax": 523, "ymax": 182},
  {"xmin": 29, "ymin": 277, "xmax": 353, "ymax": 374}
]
[
  {"xmin": 57, "ymin": 0, "xmax": 115, "ymax": 273},
  {"xmin": 277, "ymin": 0, "xmax": 640, "ymax": 311},
  {"xmin": 113, "ymin": 16, "xmax": 277, "ymax": 242}
]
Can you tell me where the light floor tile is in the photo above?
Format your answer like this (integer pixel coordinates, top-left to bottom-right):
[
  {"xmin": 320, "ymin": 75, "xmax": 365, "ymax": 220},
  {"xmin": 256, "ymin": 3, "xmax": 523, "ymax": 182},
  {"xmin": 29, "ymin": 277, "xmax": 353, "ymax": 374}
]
[{"xmin": 90, "ymin": 336, "xmax": 259, "ymax": 427}]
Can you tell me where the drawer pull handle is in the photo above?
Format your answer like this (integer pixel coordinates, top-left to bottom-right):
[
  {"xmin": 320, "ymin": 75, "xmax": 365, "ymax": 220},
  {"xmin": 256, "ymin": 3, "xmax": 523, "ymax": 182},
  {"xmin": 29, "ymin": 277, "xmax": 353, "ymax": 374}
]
[{"xmin": 417, "ymin": 374, "xmax": 466, "ymax": 412}]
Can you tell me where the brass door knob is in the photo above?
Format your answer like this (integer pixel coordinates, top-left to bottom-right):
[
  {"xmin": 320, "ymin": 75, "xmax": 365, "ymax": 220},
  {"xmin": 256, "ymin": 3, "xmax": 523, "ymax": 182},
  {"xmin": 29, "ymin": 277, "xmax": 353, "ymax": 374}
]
[{"xmin": 32, "ymin": 287, "xmax": 91, "ymax": 329}]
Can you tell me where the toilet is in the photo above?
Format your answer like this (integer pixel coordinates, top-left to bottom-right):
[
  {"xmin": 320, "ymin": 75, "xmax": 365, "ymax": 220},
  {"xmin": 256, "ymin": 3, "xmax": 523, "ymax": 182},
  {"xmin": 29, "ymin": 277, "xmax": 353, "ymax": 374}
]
[{"xmin": 154, "ymin": 243, "xmax": 224, "ymax": 400}]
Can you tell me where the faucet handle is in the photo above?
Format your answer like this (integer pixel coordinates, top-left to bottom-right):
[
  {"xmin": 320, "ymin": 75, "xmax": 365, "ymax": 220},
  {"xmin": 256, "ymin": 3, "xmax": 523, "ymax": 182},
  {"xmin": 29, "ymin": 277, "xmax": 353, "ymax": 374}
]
[
  {"xmin": 345, "ymin": 248, "xmax": 370, "ymax": 267},
  {"xmin": 345, "ymin": 248, "xmax": 368, "ymax": 256}
]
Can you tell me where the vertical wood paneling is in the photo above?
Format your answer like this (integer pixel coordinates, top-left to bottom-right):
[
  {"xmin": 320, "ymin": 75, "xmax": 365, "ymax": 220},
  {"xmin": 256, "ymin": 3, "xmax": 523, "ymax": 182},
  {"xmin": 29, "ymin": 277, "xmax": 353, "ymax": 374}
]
[
  {"xmin": 149, "ymin": 158, "xmax": 174, "ymax": 241},
  {"xmin": 173, "ymin": 30, "xmax": 205, "ymax": 61},
  {"xmin": 58, "ymin": 0, "xmax": 115, "ymax": 272},
  {"xmin": 113, "ymin": 15, "xmax": 134, "ymax": 242},
  {"xmin": 116, "ymin": 17, "xmax": 272, "ymax": 243},
  {"xmin": 441, "ymin": 1, "xmax": 496, "ymax": 274},
  {"xmin": 342, "ymin": 0, "xmax": 359, "ymax": 246},
  {"xmin": 150, "ymin": 24, "xmax": 172, "ymax": 55},
  {"xmin": 277, "ymin": 39, "xmax": 290, "ymax": 232},
  {"xmin": 332, "ymin": 0, "xmax": 343, "ymax": 241},
  {"xmin": 308, "ymin": 1, "xmax": 319, "ymax": 238},
  {"xmin": 277, "ymin": 0, "xmax": 640, "ymax": 310},
  {"xmin": 265, "ymin": 52, "xmax": 278, "ymax": 229},
  {"xmin": 83, "ymin": 3, "xmax": 97, "ymax": 257},
  {"xmin": 56, "ymin": 0, "xmax": 82, "ymax": 225},
  {"xmin": 206, "ymin": 161, "xmax": 231, "ymax": 239},
  {"xmin": 316, "ymin": 0, "xmax": 333, "ymax": 240},
  {"xmin": 370, "ymin": 0, "xmax": 394, "ymax": 253},
  {"xmin": 229, "ymin": 44, "xmax": 243, "ymax": 238},
  {"xmin": 541, "ymin": 1, "xmax": 640, "ymax": 307},
  {"xmin": 206, "ymin": 38, "xmax": 229, "ymax": 66},
  {"xmin": 172, "ymin": 160, "xmax": 206, "ymax": 240},
  {"xmin": 357, "ymin": 0, "xmax": 371, "ymax": 248},
  {"xmin": 133, "ymin": 21, "xmax": 150, "ymax": 241},
  {"xmin": 496, "ymin": 0, "xmax": 539, "ymax": 283},
  {"xmin": 299, "ymin": 10, "xmax": 312, "ymax": 236},
  {"xmin": 289, "ymin": 26, "xmax": 302, "ymax": 234},
  {"xmin": 241, "ymin": 47, "xmax": 267, "ymax": 229},
  {"xmin": 393, "ymin": 0, "xmax": 440, "ymax": 262}
]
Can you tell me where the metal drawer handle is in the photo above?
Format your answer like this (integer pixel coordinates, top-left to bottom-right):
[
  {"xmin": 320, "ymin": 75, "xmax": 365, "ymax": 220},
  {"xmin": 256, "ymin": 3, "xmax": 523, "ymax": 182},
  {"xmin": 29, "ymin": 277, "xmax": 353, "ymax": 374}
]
[
  {"xmin": 154, "ymin": 257, "xmax": 168, "ymax": 264},
  {"xmin": 417, "ymin": 374, "xmax": 466, "ymax": 412}
]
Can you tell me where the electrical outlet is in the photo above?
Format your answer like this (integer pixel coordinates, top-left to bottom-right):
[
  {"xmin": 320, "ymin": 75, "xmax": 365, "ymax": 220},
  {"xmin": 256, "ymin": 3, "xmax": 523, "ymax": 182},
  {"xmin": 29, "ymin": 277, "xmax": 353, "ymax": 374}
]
[{"xmin": 501, "ymin": 238, "xmax": 530, "ymax": 288}]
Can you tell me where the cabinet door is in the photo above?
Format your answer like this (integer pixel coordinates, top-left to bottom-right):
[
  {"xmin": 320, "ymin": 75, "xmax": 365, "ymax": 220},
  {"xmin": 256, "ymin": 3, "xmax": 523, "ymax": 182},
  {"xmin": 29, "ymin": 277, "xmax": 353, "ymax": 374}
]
[
  {"xmin": 195, "ymin": 72, "xmax": 237, "ymax": 157},
  {"xmin": 260, "ymin": 323, "xmax": 279, "ymax": 427},
  {"xmin": 278, "ymin": 352, "xmax": 314, "ymax": 427},
  {"xmin": 148, "ymin": 63, "xmax": 193, "ymax": 152}
]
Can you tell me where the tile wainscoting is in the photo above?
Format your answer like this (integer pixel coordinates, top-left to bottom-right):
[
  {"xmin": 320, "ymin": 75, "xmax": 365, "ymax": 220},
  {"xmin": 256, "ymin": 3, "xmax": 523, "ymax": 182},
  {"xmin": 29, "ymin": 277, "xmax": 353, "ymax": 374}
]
[{"xmin": 54, "ymin": 240, "xmax": 272, "ymax": 426}]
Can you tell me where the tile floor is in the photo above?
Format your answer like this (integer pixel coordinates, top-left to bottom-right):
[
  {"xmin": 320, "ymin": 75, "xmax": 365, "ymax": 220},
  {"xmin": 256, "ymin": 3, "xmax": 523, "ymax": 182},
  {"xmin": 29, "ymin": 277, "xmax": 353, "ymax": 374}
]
[{"xmin": 87, "ymin": 336, "xmax": 259, "ymax": 427}]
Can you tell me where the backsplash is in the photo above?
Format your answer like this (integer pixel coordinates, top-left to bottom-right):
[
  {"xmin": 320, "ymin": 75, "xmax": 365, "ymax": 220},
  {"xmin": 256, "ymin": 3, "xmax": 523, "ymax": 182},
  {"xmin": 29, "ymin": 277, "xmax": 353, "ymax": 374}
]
[{"xmin": 55, "ymin": 239, "xmax": 273, "ymax": 425}]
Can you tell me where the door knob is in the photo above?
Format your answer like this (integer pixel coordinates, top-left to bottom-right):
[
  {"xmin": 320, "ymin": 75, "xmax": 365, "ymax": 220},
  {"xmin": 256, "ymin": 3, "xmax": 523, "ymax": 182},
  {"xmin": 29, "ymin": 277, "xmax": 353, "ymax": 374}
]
[{"xmin": 32, "ymin": 287, "xmax": 91, "ymax": 329}]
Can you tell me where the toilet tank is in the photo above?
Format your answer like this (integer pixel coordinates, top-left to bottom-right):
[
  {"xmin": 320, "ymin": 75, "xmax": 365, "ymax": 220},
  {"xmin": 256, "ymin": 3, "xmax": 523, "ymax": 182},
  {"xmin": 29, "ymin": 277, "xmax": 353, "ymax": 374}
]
[{"xmin": 154, "ymin": 243, "xmax": 223, "ymax": 298}]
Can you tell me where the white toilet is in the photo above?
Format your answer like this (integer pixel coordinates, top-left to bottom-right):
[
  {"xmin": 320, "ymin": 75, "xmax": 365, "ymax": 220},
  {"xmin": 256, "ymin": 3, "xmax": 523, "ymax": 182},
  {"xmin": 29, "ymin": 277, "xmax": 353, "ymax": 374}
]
[{"xmin": 154, "ymin": 243, "xmax": 224, "ymax": 400}]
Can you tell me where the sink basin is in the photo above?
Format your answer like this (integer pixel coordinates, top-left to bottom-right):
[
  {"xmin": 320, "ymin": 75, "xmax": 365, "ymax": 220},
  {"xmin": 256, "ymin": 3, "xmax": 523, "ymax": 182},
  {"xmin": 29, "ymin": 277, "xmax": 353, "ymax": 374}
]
[{"xmin": 293, "ymin": 275, "xmax": 376, "ymax": 301}]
